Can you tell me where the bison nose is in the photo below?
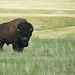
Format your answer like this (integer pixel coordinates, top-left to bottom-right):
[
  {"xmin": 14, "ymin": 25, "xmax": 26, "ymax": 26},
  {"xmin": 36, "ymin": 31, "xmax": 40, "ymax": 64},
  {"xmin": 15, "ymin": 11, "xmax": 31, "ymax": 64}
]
[{"xmin": 23, "ymin": 37, "xmax": 28, "ymax": 41}]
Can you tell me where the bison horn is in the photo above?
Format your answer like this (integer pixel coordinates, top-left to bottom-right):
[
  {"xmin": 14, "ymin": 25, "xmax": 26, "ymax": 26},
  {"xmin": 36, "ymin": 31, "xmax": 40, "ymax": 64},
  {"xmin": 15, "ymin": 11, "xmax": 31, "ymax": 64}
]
[
  {"xmin": 17, "ymin": 28, "xmax": 20, "ymax": 32},
  {"xmin": 30, "ymin": 28, "xmax": 32, "ymax": 31}
]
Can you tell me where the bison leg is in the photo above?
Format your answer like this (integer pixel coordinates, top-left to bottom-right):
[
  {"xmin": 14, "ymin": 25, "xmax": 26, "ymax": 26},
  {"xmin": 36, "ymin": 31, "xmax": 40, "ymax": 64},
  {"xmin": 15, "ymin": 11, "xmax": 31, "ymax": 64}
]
[
  {"xmin": 0, "ymin": 41, "xmax": 4, "ymax": 52},
  {"xmin": 12, "ymin": 43, "xmax": 24, "ymax": 52},
  {"xmin": 12, "ymin": 43, "xmax": 19, "ymax": 52},
  {"xmin": 18, "ymin": 47, "xmax": 24, "ymax": 52}
]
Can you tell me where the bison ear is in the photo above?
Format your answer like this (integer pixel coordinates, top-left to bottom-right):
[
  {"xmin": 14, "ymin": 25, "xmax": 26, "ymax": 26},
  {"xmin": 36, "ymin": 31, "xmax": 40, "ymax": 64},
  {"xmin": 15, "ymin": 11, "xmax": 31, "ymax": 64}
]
[{"xmin": 17, "ymin": 28, "xmax": 20, "ymax": 32}]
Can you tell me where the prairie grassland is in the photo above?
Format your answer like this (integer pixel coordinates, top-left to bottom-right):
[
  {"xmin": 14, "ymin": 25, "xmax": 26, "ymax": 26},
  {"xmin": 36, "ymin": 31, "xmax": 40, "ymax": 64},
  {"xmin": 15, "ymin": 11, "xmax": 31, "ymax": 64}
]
[
  {"xmin": 0, "ymin": 0, "xmax": 75, "ymax": 75},
  {"xmin": 0, "ymin": 0, "xmax": 75, "ymax": 15},
  {"xmin": 0, "ymin": 37, "xmax": 75, "ymax": 75},
  {"xmin": 0, "ymin": 16, "xmax": 75, "ymax": 30}
]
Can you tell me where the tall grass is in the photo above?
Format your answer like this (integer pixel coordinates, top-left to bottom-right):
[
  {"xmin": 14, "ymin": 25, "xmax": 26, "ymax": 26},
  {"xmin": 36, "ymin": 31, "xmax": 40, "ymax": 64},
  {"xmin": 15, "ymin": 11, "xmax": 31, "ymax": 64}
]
[
  {"xmin": 0, "ymin": 37, "xmax": 75, "ymax": 75},
  {"xmin": 0, "ymin": 0, "xmax": 75, "ymax": 75}
]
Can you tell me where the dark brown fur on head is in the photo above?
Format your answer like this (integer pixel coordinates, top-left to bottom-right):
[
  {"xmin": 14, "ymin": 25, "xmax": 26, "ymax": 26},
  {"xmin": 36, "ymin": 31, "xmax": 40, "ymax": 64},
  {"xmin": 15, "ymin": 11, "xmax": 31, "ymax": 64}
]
[{"xmin": 16, "ymin": 22, "xmax": 33, "ymax": 51}]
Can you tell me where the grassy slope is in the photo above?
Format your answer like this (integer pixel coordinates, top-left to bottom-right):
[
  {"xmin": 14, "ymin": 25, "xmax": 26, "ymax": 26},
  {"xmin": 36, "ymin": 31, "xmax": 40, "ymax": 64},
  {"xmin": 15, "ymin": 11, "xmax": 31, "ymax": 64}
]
[
  {"xmin": 0, "ymin": 17, "xmax": 75, "ymax": 29},
  {"xmin": 0, "ymin": 0, "xmax": 75, "ymax": 75},
  {"xmin": 0, "ymin": 0, "xmax": 75, "ymax": 30},
  {"xmin": 0, "ymin": 16, "xmax": 75, "ymax": 38}
]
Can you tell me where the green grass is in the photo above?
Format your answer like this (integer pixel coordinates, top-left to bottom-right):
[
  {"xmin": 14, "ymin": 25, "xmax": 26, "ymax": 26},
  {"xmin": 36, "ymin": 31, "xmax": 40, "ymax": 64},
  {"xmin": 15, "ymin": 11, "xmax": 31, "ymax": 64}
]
[
  {"xmin": 0, "ymin": 8, "xmax": 57, "ymax": 14},
  {"xmin": 0, "ymin": 16, "xmax": 75, "ymax": 30},
  {"xmin": 0, "ymin": 8, "xmax": 75, "ymax": 15},
  {"xmin": 63, "ymin": 10, "xmax": 75, "ymax": 14},
  {"xmin": 0, "ymin": 0, "xmax": 75, "ymax": 75},
  {"xmin": 0, "ymin": 37, "xmax": 75, "ymax": 75}
]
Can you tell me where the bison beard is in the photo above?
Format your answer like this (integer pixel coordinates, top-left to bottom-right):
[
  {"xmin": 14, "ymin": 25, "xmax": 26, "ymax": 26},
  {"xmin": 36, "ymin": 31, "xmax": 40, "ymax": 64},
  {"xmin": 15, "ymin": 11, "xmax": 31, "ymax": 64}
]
[{"xmin": 0, "ymin": 18, "xmax": 33, "ymax": 52}]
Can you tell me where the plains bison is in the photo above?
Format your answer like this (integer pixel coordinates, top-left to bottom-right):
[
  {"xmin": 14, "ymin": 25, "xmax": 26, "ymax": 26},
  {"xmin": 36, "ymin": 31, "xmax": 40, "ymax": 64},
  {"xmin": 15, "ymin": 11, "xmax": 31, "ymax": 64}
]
[{"xmin": 0, "ymin": 18, "xmax": 33, "ymax": 52}]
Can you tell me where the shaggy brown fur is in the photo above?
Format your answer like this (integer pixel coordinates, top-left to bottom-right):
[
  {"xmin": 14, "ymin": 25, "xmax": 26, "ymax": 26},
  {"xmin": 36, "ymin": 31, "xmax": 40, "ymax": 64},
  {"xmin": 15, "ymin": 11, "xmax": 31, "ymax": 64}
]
[{"xmin": 0, "ymin": 18, "xmax": 33, "ymax": 52}]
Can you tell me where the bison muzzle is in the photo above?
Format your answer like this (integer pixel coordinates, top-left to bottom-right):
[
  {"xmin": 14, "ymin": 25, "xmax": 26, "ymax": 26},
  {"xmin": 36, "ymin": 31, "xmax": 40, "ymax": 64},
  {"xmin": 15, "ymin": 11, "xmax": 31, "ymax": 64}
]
[{"xmin": 0, "ymin": 18, "xmax": 33, "ymax": 52}]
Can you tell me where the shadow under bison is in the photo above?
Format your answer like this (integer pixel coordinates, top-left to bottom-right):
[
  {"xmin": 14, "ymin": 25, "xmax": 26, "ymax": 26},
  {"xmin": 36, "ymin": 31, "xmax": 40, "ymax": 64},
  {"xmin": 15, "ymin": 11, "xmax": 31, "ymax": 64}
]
[{"xmin": 0, "ymin": 18, "xmax": 33, "ymax": 52}]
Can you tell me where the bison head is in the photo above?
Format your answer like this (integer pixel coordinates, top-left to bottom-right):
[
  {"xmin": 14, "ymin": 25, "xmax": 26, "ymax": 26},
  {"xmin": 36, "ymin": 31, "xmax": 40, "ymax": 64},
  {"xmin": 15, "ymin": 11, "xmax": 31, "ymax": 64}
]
[{"xmin": 17, "ymin": 22, "xmax": 33, "ymax": 49}]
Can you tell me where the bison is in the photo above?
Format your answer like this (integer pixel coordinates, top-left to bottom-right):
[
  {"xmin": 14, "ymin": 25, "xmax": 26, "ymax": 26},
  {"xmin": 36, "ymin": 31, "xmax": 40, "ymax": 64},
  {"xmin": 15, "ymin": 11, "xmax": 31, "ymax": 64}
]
[{"xmin": 0, "ymin": 18, "xmax": 33, "ymax": 52}]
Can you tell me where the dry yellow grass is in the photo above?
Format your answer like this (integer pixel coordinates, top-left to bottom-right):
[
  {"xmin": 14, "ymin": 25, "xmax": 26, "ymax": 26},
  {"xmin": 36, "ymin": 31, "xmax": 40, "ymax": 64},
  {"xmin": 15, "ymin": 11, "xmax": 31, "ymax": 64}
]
[{"xmin": 33, "ymin": 26, "xmax": 75, "ymax": 39}]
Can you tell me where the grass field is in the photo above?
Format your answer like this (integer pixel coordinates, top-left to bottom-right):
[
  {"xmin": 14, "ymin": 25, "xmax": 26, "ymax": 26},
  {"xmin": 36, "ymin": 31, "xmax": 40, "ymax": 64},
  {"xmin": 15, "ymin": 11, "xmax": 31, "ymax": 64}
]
[
  {"xmin": 0, "ymin": 37, "xmax": 75, "ymax": 75},
  {"xmin": 0, "ymin": 0, "xmax": 75, "ymax": 75}
]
